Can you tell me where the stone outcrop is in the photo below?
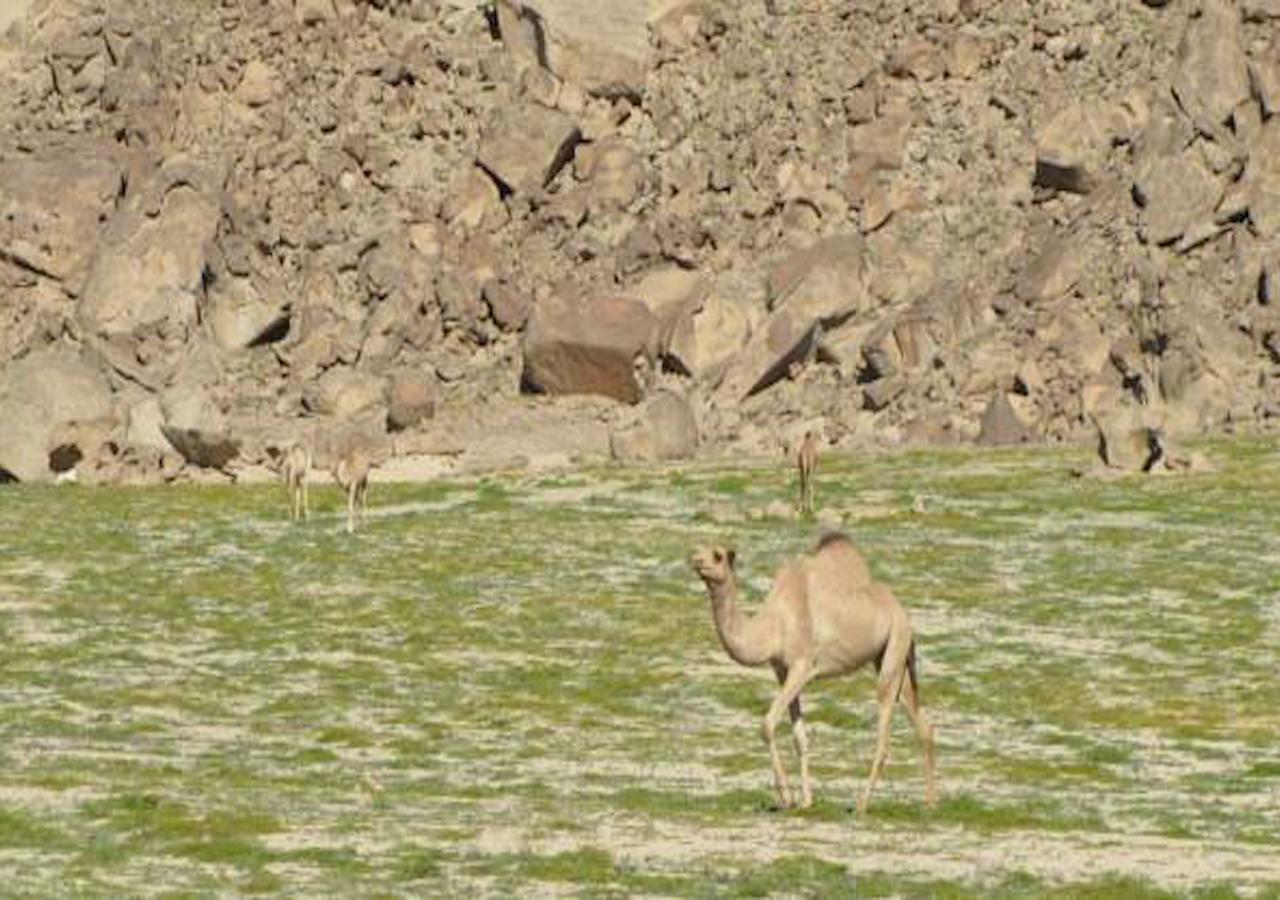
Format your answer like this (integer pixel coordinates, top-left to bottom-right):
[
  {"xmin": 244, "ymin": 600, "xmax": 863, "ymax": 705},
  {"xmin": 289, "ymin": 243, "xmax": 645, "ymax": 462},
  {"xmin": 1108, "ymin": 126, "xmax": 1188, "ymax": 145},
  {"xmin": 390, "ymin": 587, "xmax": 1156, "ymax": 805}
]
[
  {"xmin": 0, "ymin": 350, "xmax": 113, "ymax": 482},
  {"xmin": 522, "ymin": 294, "xmax": 656, "ymax": 403}
]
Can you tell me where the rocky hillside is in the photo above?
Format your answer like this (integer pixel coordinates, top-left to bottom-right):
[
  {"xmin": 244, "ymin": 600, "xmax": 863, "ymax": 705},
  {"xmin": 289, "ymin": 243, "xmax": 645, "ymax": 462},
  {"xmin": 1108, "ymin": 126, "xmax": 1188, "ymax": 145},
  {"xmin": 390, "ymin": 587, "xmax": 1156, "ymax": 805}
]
[{"xmin": 0, "ymin": 0, "xmax": 1276, "ymax": 483}]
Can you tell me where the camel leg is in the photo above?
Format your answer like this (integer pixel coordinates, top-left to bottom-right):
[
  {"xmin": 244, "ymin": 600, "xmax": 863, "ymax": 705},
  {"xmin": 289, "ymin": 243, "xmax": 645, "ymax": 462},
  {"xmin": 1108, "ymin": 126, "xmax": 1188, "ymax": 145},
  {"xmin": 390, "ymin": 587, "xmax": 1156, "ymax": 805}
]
[
  {"xmin": 764, "ymin": 661, "xmax": 813, "ymax": 809},
  {"xmin": 858, "ymin": 640, "xmax": 909, "ymax": 815},
  {"xmin": 789, "ymin": 695, "xmax": 813, "ymax": 809},
  {"xmin": 359, "ymin": 480, "xmax": 368, "ymax": 526},
  {"xmin": 346, "ymin": 483, "xmax": 356, "ymax": 534},
  {"xmin": 302, "ymin": 478, "xmax": 309, "ymax": 521},
  {"xmin": 899, "ymin": 665, "xmax": 937, "ymax": 808}
]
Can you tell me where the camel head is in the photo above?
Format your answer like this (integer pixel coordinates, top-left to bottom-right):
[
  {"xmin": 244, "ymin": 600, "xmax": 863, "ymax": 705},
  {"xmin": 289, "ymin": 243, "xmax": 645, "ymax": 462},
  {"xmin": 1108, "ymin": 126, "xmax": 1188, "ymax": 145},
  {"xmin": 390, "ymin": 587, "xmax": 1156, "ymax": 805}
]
[{"xmin": 690, "ymin": 544, "xmax": 737, "ymax": 586}]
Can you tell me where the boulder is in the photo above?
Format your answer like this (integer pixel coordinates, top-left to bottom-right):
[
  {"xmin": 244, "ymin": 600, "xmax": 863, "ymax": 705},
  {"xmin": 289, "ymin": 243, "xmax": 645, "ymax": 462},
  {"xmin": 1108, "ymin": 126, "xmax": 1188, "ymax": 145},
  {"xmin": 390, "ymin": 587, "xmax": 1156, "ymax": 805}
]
[
  {"xmin": 582, "ymin": 138, "xmax": 645, "ymax": 214},
  {"xmin": 630, "ymin": 267, "xmax": 708, "ymax": 329},
  {"xmin": 477, "ymin": 102, "xmax": 580, "ymax": 195},
  {"xmin": 1033, "ymin": 100, "xmax": 1116, "ymax": 194},
  {"xmin": 646, "ymin": 390, "xmax": 698, "ymax": 460},
  {"xmin": 159, "ymin": 381, "xmax": 238, "ymax": 469},
  {"xmin": 499, "ymin": 0, "xmax": 651, "ymax": 99},
  {"xmin": 387, "ymin": 370, "xmax": 438, "ymax": 432},
  {"xmin": 1170, "ymin": 0, "xmax": 1250, "ymax": 135},
  {"xmin": 1245, "ymin": 120, "xmax": 1280, "ymax": 238},
  {"xmin": 0, "ymin": 141, "xmax": 124, "ymax": 290},
  {"xmin": 767, "ymin": 234, "xmax": 869, "ymax": 323},
  {"xmin": 1133, "ymin": 153, "xmax": 1222, "ymax": 246},
  {"xmin": 443, "ymin": 167, "xmax": 508, "ymax": 234},
  {"xmin": 0, "ymin": 350, "xmax": 113, "ymax": 482},
  {"xmin": 206, "ymin": 275, "xmax": 290, "ymax": 352},
  {"xmin": 79, "ymin": 160, "xmax": 221, "ymax": 338},
  {"xmin": 236, "ymin": 60, "xmax": 279, "ymax": 108},
  {"xmin": 1090, "ymin": 403, "xmax": 1160, "ymax": 471},
  {"xmin": 522, "ymin": 293, "xmax": 657, "ymax": 403},
  {"xmin": 662, "ymin": 291, "xmax": 752, "ymax": 381},
  {"xmin": 484, "ymin": 280, "xmax": 532, "ymax": 332},
  {"xmin": 302, "ymin": 368, "xmax": 388, "ymax": 419},
  {"xmin": 1017, "ymin": 236, "xmax": 1083, "ymax": 304},
  {"xmin": 717, "ymin": 308, "xmax": 824, "ymax": 400},
  {"xmin": 609, "ymin": 388, "xmax": 697, "ymax": 464},
  {"xmin": 975, "ymin": 392, "xmax": 1033, "ymax": 446}
]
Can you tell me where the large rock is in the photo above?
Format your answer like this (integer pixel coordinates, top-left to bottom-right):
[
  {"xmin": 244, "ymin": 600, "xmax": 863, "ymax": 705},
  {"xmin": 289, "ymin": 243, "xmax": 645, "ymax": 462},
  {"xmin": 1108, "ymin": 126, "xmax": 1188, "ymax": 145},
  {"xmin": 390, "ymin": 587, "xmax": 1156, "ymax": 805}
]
[
  {"xmin": 302, "ymin": 368, "xmax": 388, "ymax": 419},
  {"xmin": 159, "ymin": 381, "xmax": 239, "ymax": 469},
  {"xmin": 647, "ymin": 390, "xmax": 698, "ymax": 460},
  {"xmin": 1133, "ymin": 153, "xmax": 1222, "ymax": 246},
  {"xmin": 1090, "ymin": 402, "xmax": 1160, "ymax": 471},
  {"xmin": 1170, "ymin": 0, "xmax": 1250, "ymax": 134},
  {"xmin": 498, "ymin": 0, "xmax": 651, "ymax": 99},
  {"xmin": 661, "ymin": 291, "xmax": 753, "ymax": 381},
  {"xmin": 0, "ymin": 350, "xmax": 113, "ymax": 482},
  {"xmin": 477, "ymin": 102, "xmax": 580, "ymax": 195},
  {"xmin": 975, "ymin": 392, "xmax": 1033, "ymax": 446},
  {"xmin": 387, "ymin": 370, "xmax": 438, "ymax": 432},
  {"xmin": 1033, "ymin": 100, "xmax": 1118, "ymax": 194},
  {"xmin": 79, "ymin": 159, "xmax": 221, "ymax": 337},
  {"xmin": 206, "ymin": 274, "xmax": 291, "ymax": 352},
  {"xmin": 522, "ymin": 293, "xmax": 657, "ymax": 403},
  {"xmin": 1245, "ymin": 120, "xmax": 1280, "ymax": 238},
  {"xmin": 717, "ymin": 308, "xmax": 824, "ymax": 400},
  {"xmin": 0, "ymin": 141, "xmax": 124, "ymax": 290},
  {"xmin": 767, "ymin": 234, "xmax": 869, "ymax": 323},
  {"xmin": 1018, "ymin": 236, "xmax": 1083, "ymax": 304},
  {"xmin": 609, "ymin": 390, "xmax": 698, "ymax": 462}
]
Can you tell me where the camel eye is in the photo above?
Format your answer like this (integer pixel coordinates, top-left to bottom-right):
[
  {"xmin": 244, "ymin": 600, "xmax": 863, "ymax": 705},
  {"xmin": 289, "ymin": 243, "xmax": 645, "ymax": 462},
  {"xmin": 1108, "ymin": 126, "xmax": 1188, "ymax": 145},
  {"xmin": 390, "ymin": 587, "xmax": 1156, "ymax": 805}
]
[{"xmin": 713, "ymin": 549, "xmax": 724, "ymax": 563}]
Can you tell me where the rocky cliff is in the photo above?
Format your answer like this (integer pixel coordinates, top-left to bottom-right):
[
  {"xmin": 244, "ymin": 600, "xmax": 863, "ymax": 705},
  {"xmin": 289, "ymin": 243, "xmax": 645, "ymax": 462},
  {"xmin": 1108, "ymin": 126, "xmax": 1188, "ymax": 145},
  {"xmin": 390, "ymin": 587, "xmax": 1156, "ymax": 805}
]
[{"xmin": 0, "ymin": 0, "xmax": 1276, "ymax": 483}]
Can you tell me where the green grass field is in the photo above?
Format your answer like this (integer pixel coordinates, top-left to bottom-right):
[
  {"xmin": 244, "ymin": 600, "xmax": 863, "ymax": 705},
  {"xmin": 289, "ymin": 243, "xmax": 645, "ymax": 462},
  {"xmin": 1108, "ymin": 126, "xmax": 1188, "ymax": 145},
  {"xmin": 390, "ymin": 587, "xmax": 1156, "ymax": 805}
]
[{"xmin": 0, "ymin": 440, "xmax": 1277, "ymax": 896}]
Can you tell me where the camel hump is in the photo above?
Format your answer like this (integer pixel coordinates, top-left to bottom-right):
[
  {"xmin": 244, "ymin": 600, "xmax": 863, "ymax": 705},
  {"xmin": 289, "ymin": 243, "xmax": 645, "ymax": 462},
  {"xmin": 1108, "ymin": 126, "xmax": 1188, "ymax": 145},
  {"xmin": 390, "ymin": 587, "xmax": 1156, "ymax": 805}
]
[
  {"xmin": 810, "ymin": 531, "xmax": 874, "ymax": 589},
  {"xmin": 815, "ymin": 530, "xmax": 853, "ymax": 552}
]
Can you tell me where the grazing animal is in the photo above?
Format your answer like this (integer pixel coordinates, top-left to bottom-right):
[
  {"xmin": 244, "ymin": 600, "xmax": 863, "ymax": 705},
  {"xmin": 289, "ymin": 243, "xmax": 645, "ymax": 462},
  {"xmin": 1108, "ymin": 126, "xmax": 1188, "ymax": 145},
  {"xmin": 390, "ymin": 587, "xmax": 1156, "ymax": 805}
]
[
  {"xmin": 282, "ymin": 444, "xmax": 311, "ymax": 523},
  {"xmin": 333, "ymin": 447, "xmax": 371, "ymax": 534},
  {"xmin": 689, "ymin": 533, "xmax": 937, "ymax": 812},
  {"xmin": 796, "ymin": 431, "xmax": 819, "ymax": 515}
]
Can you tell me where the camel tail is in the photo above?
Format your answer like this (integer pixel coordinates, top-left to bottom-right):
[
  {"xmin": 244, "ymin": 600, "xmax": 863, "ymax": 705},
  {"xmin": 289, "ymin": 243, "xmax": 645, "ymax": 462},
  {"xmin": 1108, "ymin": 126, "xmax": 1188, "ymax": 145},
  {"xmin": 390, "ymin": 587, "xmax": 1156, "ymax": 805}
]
[{"xmin": 903, "ymin": 640, "xmax": 919, "ymax": 702}]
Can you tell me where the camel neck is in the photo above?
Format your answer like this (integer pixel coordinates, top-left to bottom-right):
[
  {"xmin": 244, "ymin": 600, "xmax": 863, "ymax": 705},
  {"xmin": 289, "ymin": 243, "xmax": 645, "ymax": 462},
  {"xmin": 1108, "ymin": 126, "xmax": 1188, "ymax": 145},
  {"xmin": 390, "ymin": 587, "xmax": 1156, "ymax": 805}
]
[{"xmin": 708, "ymin": 576, "xmax": 762, "ymax": 666}]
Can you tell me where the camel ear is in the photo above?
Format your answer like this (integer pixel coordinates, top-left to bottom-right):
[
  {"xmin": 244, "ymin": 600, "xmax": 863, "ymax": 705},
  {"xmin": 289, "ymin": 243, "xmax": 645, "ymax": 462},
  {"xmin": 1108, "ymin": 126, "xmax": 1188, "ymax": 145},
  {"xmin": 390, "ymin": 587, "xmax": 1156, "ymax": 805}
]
[{"xmin": 726, "ymin": 548, "xmax": 736, "ymax": 569}]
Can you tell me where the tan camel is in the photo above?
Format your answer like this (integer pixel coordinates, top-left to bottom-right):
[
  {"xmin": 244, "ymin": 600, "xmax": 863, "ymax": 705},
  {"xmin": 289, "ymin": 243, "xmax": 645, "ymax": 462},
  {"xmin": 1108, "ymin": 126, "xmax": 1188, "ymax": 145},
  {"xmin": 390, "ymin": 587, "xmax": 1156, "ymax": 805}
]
[
  {"xmin": 281, "ymin": 444, "xmax": 311, "ymax": 523},
  {"xmin": 796, "ymin": 431, "xmax": 819, "ymax": 515},
  {"xmin": 332, "ymin": 446, "xmax": 371, "ymax": 534},
  {"xmin": 690, "ymin": 532, "xmax": 937, "ymax": 812}
]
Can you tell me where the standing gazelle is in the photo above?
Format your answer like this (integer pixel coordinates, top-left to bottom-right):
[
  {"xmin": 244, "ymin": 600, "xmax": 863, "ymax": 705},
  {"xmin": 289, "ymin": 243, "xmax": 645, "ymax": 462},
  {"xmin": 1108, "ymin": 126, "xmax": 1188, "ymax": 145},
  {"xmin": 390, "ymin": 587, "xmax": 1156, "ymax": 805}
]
[{"xmin": 333, "ymin": 446, "xmax": 371, "ymax": 534}]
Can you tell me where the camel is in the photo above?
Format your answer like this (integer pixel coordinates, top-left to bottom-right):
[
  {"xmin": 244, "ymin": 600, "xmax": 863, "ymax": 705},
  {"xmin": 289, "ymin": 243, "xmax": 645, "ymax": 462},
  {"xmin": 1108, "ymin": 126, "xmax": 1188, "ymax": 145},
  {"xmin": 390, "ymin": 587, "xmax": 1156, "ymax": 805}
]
[
  {"xmin": 795, "ymin": 431, "xmax": 819, "ymax": 515},
  {"xmin": 690, "ymin": 532, "xmax": 937, "ymax": 813},
  {"xmin": 281, "ymin": 444, "xmax": 311, "ymax": 523},
  {"xmin": 332, "ymin": 446, "xmax": 371, "ymax": 534}
]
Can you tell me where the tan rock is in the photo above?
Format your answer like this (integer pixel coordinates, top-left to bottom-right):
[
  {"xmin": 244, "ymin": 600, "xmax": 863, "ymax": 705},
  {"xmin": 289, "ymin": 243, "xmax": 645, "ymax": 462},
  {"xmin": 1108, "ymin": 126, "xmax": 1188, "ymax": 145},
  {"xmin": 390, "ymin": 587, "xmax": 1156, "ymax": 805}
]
[
  {"xmin": 0, "ymin": 141, "xmax": 124, "ymax": 290},
  {"xmin": 767, "ymin": 233, "xmax": 869, "ymax": 323},
  {"xmin": 0, "ymin": 350, "xmax": 113, "ymax": 482},
  {"xmin": 662, "ymin": 291, "xmax": 752, "ymax": 381},
  {"xmin": 1134, "ymin": 153, "xmax": 1222, "ymax": 246},
  {"xmin": 477, "ymin": 102, "xmax": 580, "ymax": 194},
  {"xmin": 522, "ymin": 293, "xmax": 657, "ymax": 403},
  {"xmin": 1170, "ymin": 0, "xmax": 1250, "ymax": 134},
  {"xmin": 510, "ymin": 0, "xmax": 650, "ymax": 98},
  {"xmin": 237, "ymin": 60, "xmax": 278, "ymax": 108},
  {"xmin": 1017, "ymin": 236, "xmax": 1082, "ymax": 304},
  {"xmin": 1245, "ymin": 120, "xmax": 1280, "ymax": 238}
]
